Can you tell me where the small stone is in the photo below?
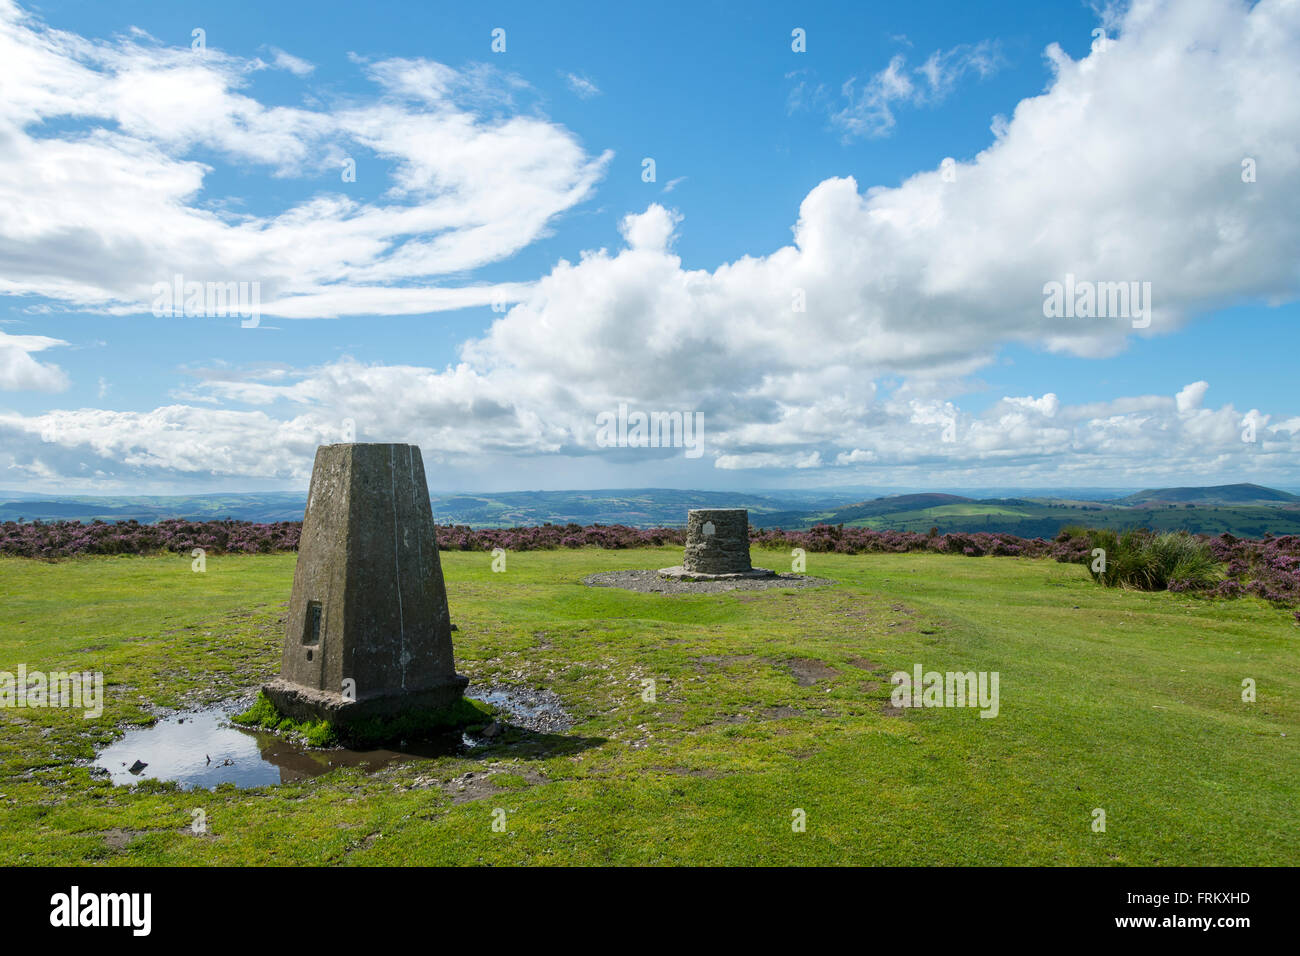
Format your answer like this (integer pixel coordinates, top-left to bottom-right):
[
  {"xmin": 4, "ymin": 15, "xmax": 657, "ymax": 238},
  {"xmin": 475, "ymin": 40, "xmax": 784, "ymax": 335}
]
[{"xmin": 128, "ymin": 760, "xmax": 147, "ymax": 774}]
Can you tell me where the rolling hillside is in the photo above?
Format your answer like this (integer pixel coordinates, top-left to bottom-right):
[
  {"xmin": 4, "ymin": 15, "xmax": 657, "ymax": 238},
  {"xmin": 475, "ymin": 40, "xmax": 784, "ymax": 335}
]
[
  {"xmin": 1120, "ymin": 483, "xmax": 1300, "ymax": 506},
  {"xmin": 747, "ymin": 485, "xmax": 1300, "ymax": 538},
  {"xmin": 4, "ymin": 483, "xmax": 1300, "ymax": 538}
]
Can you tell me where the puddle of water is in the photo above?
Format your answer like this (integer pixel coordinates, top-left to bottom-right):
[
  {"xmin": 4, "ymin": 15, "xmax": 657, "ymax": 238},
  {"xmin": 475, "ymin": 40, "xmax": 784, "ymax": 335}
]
[
  {"xmin": 93, "ymin": 707, "xmax": 468, "ymax": 790},
  {"xmin": 92, "ymin": 685, "xmax": 572, "ymax": 791}
]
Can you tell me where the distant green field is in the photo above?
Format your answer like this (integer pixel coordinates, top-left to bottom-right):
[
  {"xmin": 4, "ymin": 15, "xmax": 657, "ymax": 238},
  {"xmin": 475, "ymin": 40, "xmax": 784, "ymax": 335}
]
[
  {"xmin": 827, "ymin": 503, "xmax": 1300, "ymax": 538},
  {"xmin": 923, "ymin": 504, "xmax": 1032, "ymax": 517},
  {"xmin": 846, "ymin": 503, "xmax": 1032, "ymax": 527},
  {"xmin": 0, "ymin": 549, "xmax": 1295, "ymax": 865}
]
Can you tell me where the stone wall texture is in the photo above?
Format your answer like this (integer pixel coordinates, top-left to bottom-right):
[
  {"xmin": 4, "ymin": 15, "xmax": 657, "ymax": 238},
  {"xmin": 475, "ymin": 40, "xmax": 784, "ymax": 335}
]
[{"xmin": 682, "ymin": 509, "xmax": 753, "ymax": 574}]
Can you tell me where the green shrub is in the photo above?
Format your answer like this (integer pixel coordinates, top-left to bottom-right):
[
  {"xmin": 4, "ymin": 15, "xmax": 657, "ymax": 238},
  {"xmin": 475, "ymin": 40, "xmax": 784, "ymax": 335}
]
[{"xmin": 1082, "ymin": 528, "xmax": 1220, "ymax": 592}]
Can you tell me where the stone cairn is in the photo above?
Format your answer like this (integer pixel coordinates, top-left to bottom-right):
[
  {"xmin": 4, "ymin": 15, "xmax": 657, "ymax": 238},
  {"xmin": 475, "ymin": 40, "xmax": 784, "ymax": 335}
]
[
  {"xmin": 659, "ymin": 508, "xmax": 775, "ymax": 581},
  {"xmin": 263, "ymin": 443, "xmax": 467, "ymax": 726}
]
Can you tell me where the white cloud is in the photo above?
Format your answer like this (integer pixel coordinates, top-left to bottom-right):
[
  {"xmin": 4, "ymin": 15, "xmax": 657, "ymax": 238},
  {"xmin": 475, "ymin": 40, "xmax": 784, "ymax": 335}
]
[
  {"xmin": 268, "ymin": 46, "xmax": 314, "ymax": 76},
  {"xmin": 617, "ymin": 205, "xmax": 681, "ymax": 252},
  {"xmin": 916, "ymin": 41, "xmax": 1003, "ymax": 98},
  {"xmin": 1176, "ymin": 380, "xmax": 1210, "ymax": 413},
  {"xmin": 784, "ymin": 69, "xmax": 828, "ymax": 115},
  {"xmin": 562, "ymin": 71, "xmax": 600, "ymax": 99},
  {"xmin": 0, "ymin": 330, "xmax": 69, "ymax": 391},
  {"xmin": 6, "ymin": 367, "xmax": 1297, "ymax": 489},
  {"xmin": 833, "ymin": 39, "xmax": 1003, "ymax": 138},
  {"xmin": 1003, "ymin": 394, "xmax": 1061, "ymax": 417},
  {"xmin": 716, "ymin": 450, "xmax": 824, "ymax": 471},
  {"xmin": 452, "ymin": 0, "xmax": 1300, "ymax": 410},
  {"xmin": 6, "ymin": 0, "xmax": 1300, "ymax": 490},
  {"xmin": 0, "ymin": 2, "xmax": 611, "ymax": 318}
]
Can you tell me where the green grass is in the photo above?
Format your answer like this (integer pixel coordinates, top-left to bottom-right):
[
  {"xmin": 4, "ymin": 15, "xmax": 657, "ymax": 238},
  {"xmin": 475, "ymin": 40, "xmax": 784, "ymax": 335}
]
[
  {"xmin": 820, "ymin": 502, "xmax": 1300, "ymax": 537},
  {"xmin": 1071, "ymin": 527, "xmax": 1222, "ymax": 591},
  {"xmin": 0, "ymin": 547, "xmax": 1295, "ymax": 865},
  {"xmin": 230, "ymin": 693, "xmax": 338, "ymax": 747},
  {"xmin": 232, "ymin": 691, "xmax": 491, "ymax": 748},
  {"xmin": 921, "ymin": 504, "xmax": 1032, "ymax": 518}
]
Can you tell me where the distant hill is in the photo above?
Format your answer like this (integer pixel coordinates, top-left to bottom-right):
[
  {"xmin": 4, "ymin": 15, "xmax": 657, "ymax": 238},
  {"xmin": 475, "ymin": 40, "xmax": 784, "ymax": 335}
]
[
  {"xmin": 0, "ymin": 492, "xmax": 308, "ymax": 524},
  {"xmin": 1120, "ymin": 483, "xmax": 1300, "ymax": 506},
  {"xmin": 0, "ymin": 488, "xmax": 801, "ymax": 529},
  {"xmin": 425, "ymin": 489, "xmax": 800, "ymax": 527},
  {"xmin": 3, "ymin": 484, "xmax": 1300, "ymax": 538},
  {"xmin": 866, "ymin": 493, "xmax": 974, "ymax": 509},
  {"xmin": 747, "ymin": 485, "xmax": 1300, "ymax": 538}
]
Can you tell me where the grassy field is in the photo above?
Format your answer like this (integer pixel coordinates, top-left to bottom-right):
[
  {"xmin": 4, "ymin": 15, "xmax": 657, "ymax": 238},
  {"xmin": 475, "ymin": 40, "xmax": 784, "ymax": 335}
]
[
  {"xmin": 821, "ymin": 502, "xmax": 1300, "ymax": 537},
  {"xmin": 0, "ymin": 547, "xmax": 1295, "ymax": 865}
]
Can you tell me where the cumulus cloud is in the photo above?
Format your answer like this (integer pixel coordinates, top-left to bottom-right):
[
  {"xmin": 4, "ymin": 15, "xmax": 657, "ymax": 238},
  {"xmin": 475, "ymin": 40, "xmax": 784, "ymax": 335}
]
[
  {"xmin": 618, "ymin": 205, "xmax": 681, "ymax": 252},
  {"xmin": 1176, "ymin": 380, "xmax": 1210, "ymax": 413},
  {"xmin": 449, "ymin": 0, "xmax": 1300, "ymax": 417},
  {"xmin": 0, "ymin": 330, "xmax": 70, "ymax": 391},
  {"xmin": 5, "ymin": 364, "xmax": 1294, "ymax": 489},
  {"xmin": 6, "ymin": 0, "xmax": 1300, "ymax": 489}
]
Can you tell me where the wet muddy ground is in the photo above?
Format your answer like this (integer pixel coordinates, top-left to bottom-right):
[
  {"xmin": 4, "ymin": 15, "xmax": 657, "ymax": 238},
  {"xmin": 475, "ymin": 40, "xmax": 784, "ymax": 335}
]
[{"xmin": 92, "ymin": 683, "xmax": 573, "ymax": 790}]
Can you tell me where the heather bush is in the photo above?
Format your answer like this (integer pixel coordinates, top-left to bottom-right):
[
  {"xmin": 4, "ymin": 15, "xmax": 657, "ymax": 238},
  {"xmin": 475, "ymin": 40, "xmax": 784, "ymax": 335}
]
[
  {"xmin": 1205, "ymin": 532, "xmax": 1300, "ymax": 607},
  {"xmin": 3, "ymin": 517, "xmax": 1297, "ymax": 612}
]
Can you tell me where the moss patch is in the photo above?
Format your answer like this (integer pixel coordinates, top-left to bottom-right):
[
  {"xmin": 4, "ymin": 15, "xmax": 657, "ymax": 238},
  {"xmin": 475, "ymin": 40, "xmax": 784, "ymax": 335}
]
[{"xmin": 233, "ymin": 691, "xmax": 492, "ymax": 748}]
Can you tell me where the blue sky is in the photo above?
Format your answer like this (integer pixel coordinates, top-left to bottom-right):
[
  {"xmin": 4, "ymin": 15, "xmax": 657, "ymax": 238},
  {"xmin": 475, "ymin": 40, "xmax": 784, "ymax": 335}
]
[{"xmin": 1, "ymin": 0, "xmax": 1298, "ymax": 493}]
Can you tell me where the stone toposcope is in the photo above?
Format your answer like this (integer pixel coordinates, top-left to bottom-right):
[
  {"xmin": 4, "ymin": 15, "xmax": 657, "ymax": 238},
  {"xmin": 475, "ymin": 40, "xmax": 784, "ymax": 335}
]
[
  {"xmin": 659, "ymin": 508, "xmax": 775, "ymax": 581},
  {"xmin": 263, "ymin": 443, "xmax": 468, "ymax": 726}
]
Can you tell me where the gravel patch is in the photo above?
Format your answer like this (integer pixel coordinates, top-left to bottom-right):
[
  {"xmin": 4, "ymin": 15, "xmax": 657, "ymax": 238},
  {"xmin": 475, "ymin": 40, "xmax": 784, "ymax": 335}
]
[
  {"xmin": 466, "ymin": 684, "xmax": 573, "ymax": 734},
  {"xmin": 582, "ymin": 569, "xmax": 834, "ymax": 594}
]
